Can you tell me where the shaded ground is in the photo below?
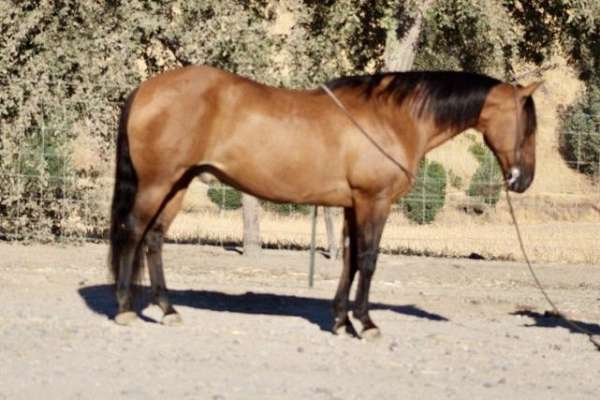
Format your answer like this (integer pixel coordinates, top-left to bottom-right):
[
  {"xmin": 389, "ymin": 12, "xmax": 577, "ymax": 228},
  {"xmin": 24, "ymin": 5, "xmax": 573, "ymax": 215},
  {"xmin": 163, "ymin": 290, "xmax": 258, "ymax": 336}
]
[{"xmin": 0, "ymin": 242, "xmax": 599, "ymax": 399}]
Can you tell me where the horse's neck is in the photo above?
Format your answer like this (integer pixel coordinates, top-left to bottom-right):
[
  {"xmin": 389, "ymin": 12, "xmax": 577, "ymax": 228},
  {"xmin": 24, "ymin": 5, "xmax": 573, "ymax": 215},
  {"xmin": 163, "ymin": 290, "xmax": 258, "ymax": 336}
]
[{"xmin": 423, "ymin": 123, "xmax": 472, "ymax": 154}]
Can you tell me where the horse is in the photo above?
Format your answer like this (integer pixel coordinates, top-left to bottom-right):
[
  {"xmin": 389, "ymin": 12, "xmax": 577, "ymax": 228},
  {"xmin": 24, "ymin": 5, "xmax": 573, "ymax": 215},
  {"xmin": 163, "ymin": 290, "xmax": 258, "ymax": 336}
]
[{"xmin": 109, "ymin": 65, "xmax": 541, "ymax": 337}]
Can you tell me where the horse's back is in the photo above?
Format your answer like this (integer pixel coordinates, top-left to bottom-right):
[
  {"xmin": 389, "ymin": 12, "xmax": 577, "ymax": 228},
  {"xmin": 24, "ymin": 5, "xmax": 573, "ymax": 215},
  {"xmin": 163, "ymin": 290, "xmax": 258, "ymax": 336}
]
[
  {"xmin": 129, "ymin": 64, "xmax": 240, "ymax": 119},
  {"xmin": 126, "ymin": 66, "xmax": 239, "ymax": 156},
  {"xmin": 124, "ymin": 65, "xmax": 360, "ymax": 207}
]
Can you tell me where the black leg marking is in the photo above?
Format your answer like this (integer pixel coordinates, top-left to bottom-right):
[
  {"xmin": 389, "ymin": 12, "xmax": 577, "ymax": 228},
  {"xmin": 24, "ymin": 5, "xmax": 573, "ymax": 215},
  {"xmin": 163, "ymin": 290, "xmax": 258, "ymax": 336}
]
[
  {"xmin": 332, "ymin": 208, "xmax": 359, "ymax": 336},
  {"xmin": 351, "ymin": 198, "xmax": 390, "ymax": 338},
  {"xmin": 114, "ymin": 218, "xmax": 145, "ymax": 325},
  {"xmin": 146, "ymin": 225, "xmax": 181, "ymax": 325}
]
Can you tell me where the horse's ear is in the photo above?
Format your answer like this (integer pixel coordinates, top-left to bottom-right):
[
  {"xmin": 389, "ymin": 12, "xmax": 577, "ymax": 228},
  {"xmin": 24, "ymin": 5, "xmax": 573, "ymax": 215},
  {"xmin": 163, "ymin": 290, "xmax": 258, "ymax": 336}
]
[{"xmin": 518, "ymin": 81, "xmax": 544, "ymax": 98}]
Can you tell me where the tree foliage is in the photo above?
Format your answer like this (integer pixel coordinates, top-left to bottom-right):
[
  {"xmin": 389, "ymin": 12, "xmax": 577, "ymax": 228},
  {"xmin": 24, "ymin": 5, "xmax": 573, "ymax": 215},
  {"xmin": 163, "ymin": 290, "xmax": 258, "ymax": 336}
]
[
  {"xmin": 275, "ymin": 0, "xmax": 399, "ymax": 87},
  {"xmin": 503, "ymin": 0, "xmax": 600, "ymax": 83},
  {"xmin": 413, "ymin": 0, "xmax": 519, "ymax": 77}
]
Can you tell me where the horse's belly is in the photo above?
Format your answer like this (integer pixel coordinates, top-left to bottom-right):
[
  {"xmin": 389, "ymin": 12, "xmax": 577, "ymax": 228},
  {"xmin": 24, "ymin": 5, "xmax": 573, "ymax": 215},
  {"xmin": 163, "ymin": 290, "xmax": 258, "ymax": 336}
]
[{"xmin": 201, "ymin": 160, "xmax": 353, "ymax": 208}]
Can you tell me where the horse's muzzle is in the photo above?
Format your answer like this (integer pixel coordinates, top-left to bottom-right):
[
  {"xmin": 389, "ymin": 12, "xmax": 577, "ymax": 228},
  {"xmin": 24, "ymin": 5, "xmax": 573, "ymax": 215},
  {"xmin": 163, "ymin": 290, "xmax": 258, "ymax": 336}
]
[{"xmin": 506, "ymin": 167, "xmax": 532, "ymax": 193}]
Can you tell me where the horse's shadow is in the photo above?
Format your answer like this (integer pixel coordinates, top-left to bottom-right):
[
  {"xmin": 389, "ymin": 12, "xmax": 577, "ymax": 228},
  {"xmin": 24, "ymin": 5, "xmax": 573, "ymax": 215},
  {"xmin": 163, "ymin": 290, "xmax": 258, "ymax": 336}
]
[
  {"xmin": 78, "ymin": 284, "xmax": 448, "ymax": 332},
  {"xmin": 511, "ymin": 310, "xmax": 600, "ymax": 335}
]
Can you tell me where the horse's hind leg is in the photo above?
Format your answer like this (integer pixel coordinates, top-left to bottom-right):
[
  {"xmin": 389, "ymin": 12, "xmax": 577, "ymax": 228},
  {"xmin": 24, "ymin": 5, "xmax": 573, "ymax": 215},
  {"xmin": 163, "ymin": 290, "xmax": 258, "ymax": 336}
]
[
  {"xmin": 146, "ymin": 225, "xmax": 181, "ymax": 325},
  {"xmin": 114, "ymin": 216, "xmax": 148, "ymax": 325},
  {"xmin": 332, "ymin": 208, "xmax": 359, "ymax": 336},
  {"xmin": 145, "ymin": 189, "xmax": 188, "ymax": 326},
  {"xmin": 114, "ymin": 179, "xmax": 183, "ymax": 325}
]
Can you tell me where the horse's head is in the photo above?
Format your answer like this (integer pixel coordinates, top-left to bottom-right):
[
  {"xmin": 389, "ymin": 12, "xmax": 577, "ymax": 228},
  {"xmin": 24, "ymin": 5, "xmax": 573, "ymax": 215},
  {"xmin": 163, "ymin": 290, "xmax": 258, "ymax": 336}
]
[{"xmin": 478, "ymin": 81, "xmax": 543, "ymax": 193}]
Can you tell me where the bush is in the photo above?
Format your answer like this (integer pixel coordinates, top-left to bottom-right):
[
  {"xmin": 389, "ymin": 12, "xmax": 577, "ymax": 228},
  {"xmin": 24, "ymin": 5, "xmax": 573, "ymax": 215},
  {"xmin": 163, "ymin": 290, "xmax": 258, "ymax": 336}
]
[
  {"xmin": 447, "ymin": 169, "xmax": 463, "ymax": 189},
  {"xmin": 261, "ymin": 201, "xmax": 311, "ymax": 216},
  {"xmin": 466, "ymin": 142, "xmax": 503, "ymax": 207},
  {"xmin": 559, "ymin": 84, "xmax": 600, "ymax": 177},
  {"xmin": 400, "ymin": 159, "xmax": 447, "ymax": 224},
  {"xmin": 207, "ymin": 186, "xmax": 242, "ymax": 210}
]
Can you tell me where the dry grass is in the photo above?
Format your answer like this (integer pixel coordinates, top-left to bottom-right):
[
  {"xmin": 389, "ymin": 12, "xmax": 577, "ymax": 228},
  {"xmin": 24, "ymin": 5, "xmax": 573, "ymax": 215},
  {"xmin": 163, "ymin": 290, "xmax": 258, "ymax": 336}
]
[{"xmin": 169, "ymin": 198, "xmax": 600, "ymax": 265}]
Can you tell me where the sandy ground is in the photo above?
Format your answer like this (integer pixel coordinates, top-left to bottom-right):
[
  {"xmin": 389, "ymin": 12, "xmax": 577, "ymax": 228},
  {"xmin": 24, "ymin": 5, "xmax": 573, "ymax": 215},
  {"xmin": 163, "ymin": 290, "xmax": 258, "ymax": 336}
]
[{"xmin": 0, "ymin": 242, "xmax": 599, "ymax": 400}]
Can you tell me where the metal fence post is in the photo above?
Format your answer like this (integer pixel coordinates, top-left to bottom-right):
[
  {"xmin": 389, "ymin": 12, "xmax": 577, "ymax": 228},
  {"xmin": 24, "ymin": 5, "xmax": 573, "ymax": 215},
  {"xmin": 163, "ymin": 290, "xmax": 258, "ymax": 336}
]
[{"xmin": 308, "ymin": 205, "xmax": 318, "ymax": 288}]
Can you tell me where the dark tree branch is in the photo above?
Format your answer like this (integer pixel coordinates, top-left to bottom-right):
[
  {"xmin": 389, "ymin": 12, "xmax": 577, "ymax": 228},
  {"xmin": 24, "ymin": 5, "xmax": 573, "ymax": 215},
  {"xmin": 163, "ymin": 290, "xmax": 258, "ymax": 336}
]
[{"xmin": 157, "ymin": 36, "xmax": 192, "ymax": 67}]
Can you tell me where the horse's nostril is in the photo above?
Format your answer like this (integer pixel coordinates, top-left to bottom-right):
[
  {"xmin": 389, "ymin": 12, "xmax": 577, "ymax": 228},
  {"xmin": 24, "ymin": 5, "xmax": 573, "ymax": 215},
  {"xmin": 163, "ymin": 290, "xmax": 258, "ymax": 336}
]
[
  {"xmin": 506, "ymin": 167, "xmax": 521, "ymax": 187},
  {"xmin": 506, "ymin": 167, "xmax": 532, "ymax": 193}
]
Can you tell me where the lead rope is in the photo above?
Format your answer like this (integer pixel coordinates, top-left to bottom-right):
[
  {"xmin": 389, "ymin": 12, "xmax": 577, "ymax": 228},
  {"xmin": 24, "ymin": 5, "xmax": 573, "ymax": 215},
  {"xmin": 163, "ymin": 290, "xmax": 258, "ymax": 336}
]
[
  {"xmin": 504, "ymin": 188, "xmax": 600, "ymax": 350},
  {"xmin": 509, "ymin": 87, "xmax": 600, "ymax": 350},
  {"xmin": 323, "ymin": 82, "xmax": 600, "ymax": 351},
  {"xmin": 321, "ymin": 84, "xmax": 415, "ymax": 184}
]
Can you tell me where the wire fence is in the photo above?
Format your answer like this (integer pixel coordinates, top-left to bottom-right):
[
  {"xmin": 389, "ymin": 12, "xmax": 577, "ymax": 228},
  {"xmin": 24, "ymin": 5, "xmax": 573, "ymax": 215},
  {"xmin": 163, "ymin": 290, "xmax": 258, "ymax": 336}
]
[{"xmin": 1, "ymin": 96, "xmax": 599, "ymax": 264}]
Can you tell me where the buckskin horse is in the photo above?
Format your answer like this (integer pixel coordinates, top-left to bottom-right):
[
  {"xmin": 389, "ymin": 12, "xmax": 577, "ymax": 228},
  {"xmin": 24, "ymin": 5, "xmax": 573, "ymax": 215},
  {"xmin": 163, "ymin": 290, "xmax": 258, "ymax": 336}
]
[{"xmin": 109, "ymin": 65, "xmax": 541, "ymax": 337}]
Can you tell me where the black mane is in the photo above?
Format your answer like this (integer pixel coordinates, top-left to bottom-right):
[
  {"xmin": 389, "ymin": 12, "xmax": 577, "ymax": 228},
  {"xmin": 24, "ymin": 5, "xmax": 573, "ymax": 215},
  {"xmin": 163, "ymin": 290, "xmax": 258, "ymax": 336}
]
[{"xmin": 326, "ymin": 71, "xmax": 501, "ymax": 132}]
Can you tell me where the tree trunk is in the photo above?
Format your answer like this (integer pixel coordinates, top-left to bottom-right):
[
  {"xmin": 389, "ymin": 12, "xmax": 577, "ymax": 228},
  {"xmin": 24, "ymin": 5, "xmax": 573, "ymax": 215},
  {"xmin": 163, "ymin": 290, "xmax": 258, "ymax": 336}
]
[
  {"xmin": 384, "ymin": 2, "xmax": 430, "ymax": 72},
  {"xmin": 242, "ymin": 194, "xmax": 261, "ymax": 257}
]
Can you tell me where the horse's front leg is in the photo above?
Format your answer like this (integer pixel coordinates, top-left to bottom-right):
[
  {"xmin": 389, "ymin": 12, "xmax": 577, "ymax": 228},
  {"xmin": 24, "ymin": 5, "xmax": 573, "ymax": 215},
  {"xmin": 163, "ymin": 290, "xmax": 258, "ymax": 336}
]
[
  {"xmin": 332, "ymin": 208, "xmax": 359, "ymax": 336},
  {"xmin": 351, "ymin": 195, "xmax": 390, "ymax": 339}
]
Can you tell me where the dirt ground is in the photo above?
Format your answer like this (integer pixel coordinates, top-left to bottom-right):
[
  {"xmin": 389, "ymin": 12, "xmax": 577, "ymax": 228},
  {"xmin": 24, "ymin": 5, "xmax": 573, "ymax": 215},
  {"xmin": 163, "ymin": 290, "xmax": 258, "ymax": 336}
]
[{"xmin": 1, "ymin": 242, "xmax": 599, "ymax": 400}]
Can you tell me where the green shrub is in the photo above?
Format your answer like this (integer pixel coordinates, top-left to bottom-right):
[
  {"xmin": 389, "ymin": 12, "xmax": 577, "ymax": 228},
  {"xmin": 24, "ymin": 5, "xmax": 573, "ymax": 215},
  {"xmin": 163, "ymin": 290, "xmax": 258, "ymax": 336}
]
[
  {"xmin": 400, "ymin": 159, "xmax": 447, "ymax": 224},
  {"xmin": 466, "ymin": 142, "xmax": 503, "ymax": 206},
  {"xmin": 559, "ymin": 84, "xmax": 600, "ymax": 177},
  {"xmin": 207, "ymin": 186, "xmax": 242, "ymax": 210},
  {"xmin": 447, "ymin": 169, "xmax": 463, "ymax": 189},
  {"xmin": 261, "ymin": 201, "xmax": 311, "ymax": 216}
]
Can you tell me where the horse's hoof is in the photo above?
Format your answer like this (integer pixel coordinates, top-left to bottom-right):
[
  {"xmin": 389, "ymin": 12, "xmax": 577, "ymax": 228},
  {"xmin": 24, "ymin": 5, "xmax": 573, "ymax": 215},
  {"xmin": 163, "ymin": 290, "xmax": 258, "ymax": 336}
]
[
  {"xmin": 333, "ymin": 320, "xmax": 358, "ymax": 338},
  {"xmin": 161, "ymin": 312, "xmax": 183, "ymax": 326},
  {"xmin": 361, "ymin": 327, "xmax": 382, "ymax": 341},
  {"xmin": 114, "ymin": 311, "xmax": 139, "ymax": 326}
]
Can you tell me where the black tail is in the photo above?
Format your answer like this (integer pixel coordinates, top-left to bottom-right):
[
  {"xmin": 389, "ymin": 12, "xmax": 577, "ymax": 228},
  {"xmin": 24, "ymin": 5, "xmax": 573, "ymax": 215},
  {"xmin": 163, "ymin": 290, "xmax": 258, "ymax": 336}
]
[{"xmin": 109, "ymin": 89, "xmax": 140, "ymax": 283}]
